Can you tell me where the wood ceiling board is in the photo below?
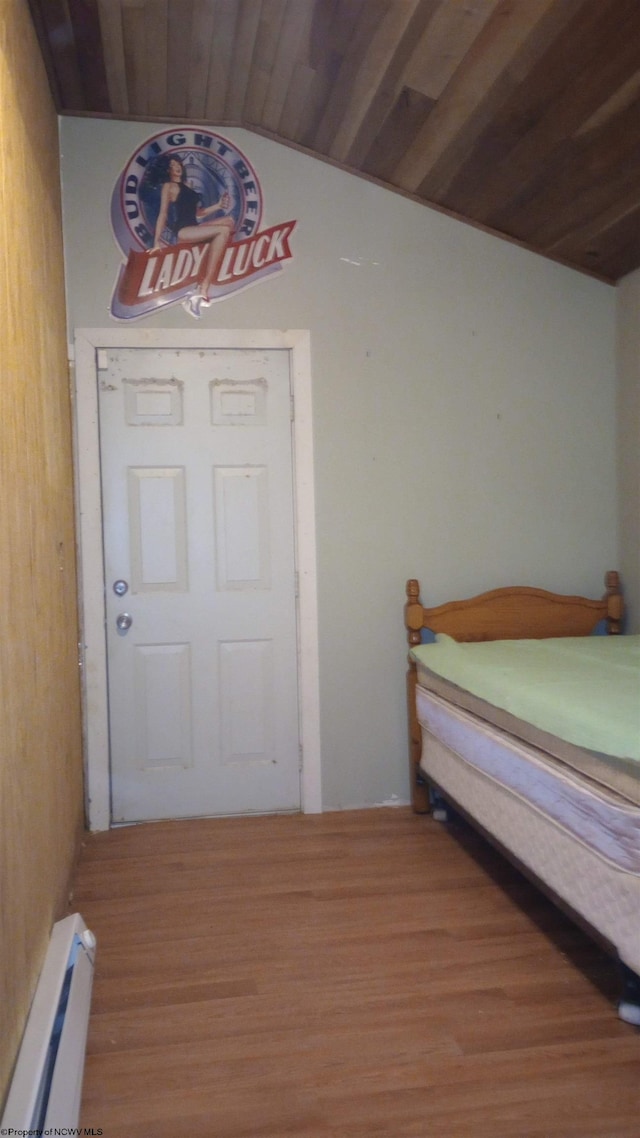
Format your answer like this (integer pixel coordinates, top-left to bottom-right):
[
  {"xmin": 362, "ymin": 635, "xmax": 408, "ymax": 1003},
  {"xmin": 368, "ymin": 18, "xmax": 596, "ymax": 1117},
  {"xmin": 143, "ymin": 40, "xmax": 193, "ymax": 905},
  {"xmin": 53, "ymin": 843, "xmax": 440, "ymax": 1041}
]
[
  {"xmin": 96, "ymin": 0, "xmax": 129, "ymax": 115},
  {"xmin": 142, "ymin": 0, "xmax": 169, "ymax": 119},
  {"xmin": 25, "ymin": 0, "xmax": 640, "ymax": 281},
  {"xmin": 292, "ymin": 4, "xmax": 344, "ymax": 149},
  {"xmin": 242, "ymin": 0, "xmax": 288, "ymax": 123},
  {"xmin": 223, "ymin": 0, "xmax": 263, "ymax": 120},
  {"xmin": 362, "ymin": 87, "xmax": 435, "ymax": 183},
  {"xmin": 311, "ymin": 0, "xmax": 390, "ymax": 153},
  {"xmin": 575, "ymin": 70, "xmax": 640, "ymax": 138},
  {"xmin": 122, "ymin": 2, "xmax": 149, "ymax": 117},
  {"xmin": 403, "ymin": 0, "xmax": 500, "ymax": 101},
  {"xmin": 326, "ymin": 0, "xmax": 422, "ymax": 163},
  {"xmin": 392, "ymin": 0, "xmax": 564, "ymax": 194},
  {"xmin": 442, "ymin": 0, "xmax": 640, "ymax": 226},
  {"xmin": 277, "ymin": 61, "xmax": 318, "ymax": 140},
  {"xmin": 261, "ymin": 0, "xmax": 316, "ymax": 133},
  {"xmin": 165, "ymin": 0, "xmax": 195, "ymax": 119},
  {"xmin": 32, "ymin": 0, "xmax": 87, "ymax": 110},
  {"xmin": 185, "ymin": 1, "xmax": 216, "ymax": 119},
  {"xmin": 27, "ymin": 0, "xmax": 65, "ymax": 109},
  {"xmin": 67, "ymin": 0, "xmax": 111, "ymax": 112},
  {"xmin": 341, "ymin": 0, "xmax": 442, "ymax": 170},
  {"xmin": 204, "ymin": 0, "xmax": 239, "ymax": 121},
  {"xmin": 580, "ymin": 207, "xmax": 640, "ymax": 281},
  {"xmin": 547, "ymin": 190, "xmax": 640, "ymax": 260},
  {"xmin": 406, "ymin": 0, "xmax": 588, "ymax": 203},
  {"xmin": 489, "ymin": 83, "xmax": 640, "ymax": 240}
]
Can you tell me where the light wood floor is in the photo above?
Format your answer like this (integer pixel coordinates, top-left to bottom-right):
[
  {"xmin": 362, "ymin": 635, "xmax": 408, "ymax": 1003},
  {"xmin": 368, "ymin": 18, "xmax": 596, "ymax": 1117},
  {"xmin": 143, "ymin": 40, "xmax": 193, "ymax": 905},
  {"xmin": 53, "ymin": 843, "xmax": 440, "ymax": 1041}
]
[{"xmin": 74, "ymin": 807, "xmax": 639, "ymax": 1138}]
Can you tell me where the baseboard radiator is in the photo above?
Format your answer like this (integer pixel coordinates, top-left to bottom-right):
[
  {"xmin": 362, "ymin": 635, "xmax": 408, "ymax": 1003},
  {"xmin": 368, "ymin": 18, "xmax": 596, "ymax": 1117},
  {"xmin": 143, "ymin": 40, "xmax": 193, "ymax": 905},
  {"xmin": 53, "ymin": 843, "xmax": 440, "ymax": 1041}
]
[{"xmin": 2, "ymin": 913, "xmax": 96, "ymax": 1131}]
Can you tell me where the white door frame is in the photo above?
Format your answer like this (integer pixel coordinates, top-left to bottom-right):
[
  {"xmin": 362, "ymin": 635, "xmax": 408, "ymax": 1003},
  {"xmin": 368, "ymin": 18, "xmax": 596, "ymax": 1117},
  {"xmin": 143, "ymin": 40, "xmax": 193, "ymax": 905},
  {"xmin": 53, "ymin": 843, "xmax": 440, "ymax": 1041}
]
[{"xmin": 72, "ymin": 327, "xmax": 321, "ymax": 831}]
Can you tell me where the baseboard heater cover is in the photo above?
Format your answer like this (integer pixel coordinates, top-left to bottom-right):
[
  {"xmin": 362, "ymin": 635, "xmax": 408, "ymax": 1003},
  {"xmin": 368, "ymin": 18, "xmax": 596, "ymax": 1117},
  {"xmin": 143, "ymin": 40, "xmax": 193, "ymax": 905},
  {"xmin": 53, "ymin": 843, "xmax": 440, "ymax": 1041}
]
[{"xmin": 1, "ymin": 913, "xmax": 96, "ymax": 1131}]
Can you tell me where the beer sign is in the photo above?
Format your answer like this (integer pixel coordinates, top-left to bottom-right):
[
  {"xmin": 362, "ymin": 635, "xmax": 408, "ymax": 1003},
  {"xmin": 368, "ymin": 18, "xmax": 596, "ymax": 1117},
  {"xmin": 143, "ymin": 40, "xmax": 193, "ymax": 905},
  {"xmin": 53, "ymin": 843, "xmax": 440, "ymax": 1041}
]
[{"xmin": 110, "ymin": 128, "xmax": 296, "ymax": 319}]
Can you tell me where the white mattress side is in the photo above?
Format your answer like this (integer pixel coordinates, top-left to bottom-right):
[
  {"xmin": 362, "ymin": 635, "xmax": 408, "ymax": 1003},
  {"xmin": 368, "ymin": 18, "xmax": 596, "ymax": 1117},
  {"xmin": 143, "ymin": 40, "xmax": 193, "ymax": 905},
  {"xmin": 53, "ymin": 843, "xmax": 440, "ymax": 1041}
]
[{"xmin": 416, "ymin": 686, "xmax": 640, "ymax": 875}]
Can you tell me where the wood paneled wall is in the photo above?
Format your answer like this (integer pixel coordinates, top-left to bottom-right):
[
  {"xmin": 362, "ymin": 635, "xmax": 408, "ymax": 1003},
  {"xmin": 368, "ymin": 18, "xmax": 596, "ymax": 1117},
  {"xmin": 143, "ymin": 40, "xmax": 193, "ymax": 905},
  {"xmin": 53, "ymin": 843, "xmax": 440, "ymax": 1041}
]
[{"xmin": 0, "ymin": 0, "xmax": 85, "ymax": 1109}]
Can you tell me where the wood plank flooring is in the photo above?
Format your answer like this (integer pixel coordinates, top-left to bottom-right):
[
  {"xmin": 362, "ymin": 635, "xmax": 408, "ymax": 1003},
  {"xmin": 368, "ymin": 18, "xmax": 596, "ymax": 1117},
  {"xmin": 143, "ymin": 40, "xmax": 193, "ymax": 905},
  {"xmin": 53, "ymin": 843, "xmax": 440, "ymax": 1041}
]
[{"xmin": 73, "ymin": 808, "xmax": 639, "ymax": 1138}]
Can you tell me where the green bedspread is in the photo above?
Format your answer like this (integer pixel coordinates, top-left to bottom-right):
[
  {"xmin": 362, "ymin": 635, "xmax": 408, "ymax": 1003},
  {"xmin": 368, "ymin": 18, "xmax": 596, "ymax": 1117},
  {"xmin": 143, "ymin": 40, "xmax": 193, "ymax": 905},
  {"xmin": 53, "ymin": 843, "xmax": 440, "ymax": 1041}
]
[{"xmin": 411, "ymin": 635, "xmax": 640, "ymax": 762}]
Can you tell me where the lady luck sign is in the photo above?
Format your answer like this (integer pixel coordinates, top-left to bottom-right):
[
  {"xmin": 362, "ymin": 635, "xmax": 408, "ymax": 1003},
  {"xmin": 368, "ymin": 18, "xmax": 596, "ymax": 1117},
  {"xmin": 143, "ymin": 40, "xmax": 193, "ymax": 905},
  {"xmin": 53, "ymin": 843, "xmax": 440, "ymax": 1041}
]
[{"xmin": 110, "ymin": 127, "xmax": 296, "ymax": 320}]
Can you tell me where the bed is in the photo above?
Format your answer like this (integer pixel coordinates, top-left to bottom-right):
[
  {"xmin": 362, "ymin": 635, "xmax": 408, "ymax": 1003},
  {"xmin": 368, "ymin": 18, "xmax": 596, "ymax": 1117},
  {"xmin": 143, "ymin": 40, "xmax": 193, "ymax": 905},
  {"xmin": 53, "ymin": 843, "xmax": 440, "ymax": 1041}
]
[{"xmin": 404, "ymin": 571, "xmax": 640, "ymax": 1025}]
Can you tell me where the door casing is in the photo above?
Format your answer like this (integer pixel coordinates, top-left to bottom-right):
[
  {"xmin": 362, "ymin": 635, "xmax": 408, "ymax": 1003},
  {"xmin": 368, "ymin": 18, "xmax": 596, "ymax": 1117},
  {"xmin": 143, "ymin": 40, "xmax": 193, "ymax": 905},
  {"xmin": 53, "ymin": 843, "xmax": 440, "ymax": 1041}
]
[{"xmin": 73, "ymin": 327, "xmax": 321, "ymax": 830}]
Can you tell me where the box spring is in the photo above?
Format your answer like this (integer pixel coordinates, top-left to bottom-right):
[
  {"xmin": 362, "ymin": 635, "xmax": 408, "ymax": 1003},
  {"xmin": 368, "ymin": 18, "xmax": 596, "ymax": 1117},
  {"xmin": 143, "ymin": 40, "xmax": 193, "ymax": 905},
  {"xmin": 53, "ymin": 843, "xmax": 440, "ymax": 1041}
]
[{"xmin": 416, "ymin": 686, "xmax": 640, "ymax": 979}]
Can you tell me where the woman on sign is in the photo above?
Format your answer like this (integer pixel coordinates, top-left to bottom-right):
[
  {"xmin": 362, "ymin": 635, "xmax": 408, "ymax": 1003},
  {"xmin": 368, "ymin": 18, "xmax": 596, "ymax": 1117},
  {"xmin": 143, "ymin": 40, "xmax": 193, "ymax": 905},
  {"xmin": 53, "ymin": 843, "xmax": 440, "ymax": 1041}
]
[{"xmin": 150, "ymin": 155, "xmax": 235, "ymax": 317}]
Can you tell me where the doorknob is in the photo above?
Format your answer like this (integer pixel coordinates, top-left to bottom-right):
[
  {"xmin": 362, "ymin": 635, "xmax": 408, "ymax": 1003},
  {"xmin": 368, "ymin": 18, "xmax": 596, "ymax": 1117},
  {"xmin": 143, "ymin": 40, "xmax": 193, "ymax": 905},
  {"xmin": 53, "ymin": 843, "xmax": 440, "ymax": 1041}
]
[{"xmin": 116, "ymin": 612, "xmax": 133, "ymax": 632}]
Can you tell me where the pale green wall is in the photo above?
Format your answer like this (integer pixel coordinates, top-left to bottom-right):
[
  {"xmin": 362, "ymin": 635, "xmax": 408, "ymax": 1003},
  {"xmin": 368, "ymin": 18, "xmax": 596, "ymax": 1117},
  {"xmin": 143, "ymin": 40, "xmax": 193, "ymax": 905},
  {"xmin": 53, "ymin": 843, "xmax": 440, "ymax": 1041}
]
[
  {"xmin": 59, "ymin": 118, "xmax": 618, "ymax": 810},
  {"xmin": 616, "ymin": 270, "xmax": 640, "ymax": 632}
]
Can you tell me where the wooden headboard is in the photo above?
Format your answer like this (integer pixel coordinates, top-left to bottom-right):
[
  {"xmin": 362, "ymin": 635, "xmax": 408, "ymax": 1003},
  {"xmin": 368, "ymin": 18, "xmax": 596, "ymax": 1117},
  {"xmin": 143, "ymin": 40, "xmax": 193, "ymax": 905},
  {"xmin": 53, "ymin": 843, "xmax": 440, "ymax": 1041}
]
[
  {"xmin": 404, "ymin": 571, "xmax": 623, "ymax": 813},
  {"xmin": 405, "ymin": 571, "xmax": 623, "ymax": 647}
]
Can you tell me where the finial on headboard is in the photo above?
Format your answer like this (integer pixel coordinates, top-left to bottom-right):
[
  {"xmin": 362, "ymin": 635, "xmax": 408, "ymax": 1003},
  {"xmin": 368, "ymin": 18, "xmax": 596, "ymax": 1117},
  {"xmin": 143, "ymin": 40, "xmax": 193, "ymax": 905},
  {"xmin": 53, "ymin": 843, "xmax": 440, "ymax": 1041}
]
[
  {"xmin": 405, "ymin": 579, "xmax": 424, "ymax": 647},
  {"xmin": 604, "ymin": 570, "xmax": 623, "ymax": 635}
]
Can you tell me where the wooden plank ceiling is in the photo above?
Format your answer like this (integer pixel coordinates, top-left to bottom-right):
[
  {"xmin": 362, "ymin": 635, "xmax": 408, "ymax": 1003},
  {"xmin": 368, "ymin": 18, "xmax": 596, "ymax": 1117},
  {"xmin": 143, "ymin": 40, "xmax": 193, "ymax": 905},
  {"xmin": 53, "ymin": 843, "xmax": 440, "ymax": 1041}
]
[{"xmin": 28, "ymin": 0, "xmax": 640, "ymax": 282}]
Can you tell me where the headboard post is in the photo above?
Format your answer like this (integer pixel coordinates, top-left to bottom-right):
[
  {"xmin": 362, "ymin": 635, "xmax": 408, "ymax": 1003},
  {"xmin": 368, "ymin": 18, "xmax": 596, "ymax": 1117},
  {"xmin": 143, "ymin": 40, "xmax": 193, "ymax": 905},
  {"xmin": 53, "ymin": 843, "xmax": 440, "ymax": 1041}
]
[
  {"xmin": 405, "ymin": 580, "xmax": 430, "ymax": 813},
  {"xmin": 604, "ymin": 570, "xmax": 623, "ymax": 635},
  {"xmin": 405, "ymin": 579, "xmax": 424, "ymax": 648}
]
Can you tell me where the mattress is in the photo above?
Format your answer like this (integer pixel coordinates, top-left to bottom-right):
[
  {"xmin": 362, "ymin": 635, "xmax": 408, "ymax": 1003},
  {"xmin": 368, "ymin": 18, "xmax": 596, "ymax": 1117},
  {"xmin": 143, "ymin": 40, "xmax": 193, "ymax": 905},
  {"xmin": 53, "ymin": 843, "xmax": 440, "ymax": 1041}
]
[
  {"xmin": 417, "ymin": 688, "xmax": 640, "ymax": 874},
  {"xmin": 416, "ymin": 689, "xmax": 640, "ymax": 975},
  {"xmin": 411, "ymin": 635, "xmax": 640, "ymax": 806}
]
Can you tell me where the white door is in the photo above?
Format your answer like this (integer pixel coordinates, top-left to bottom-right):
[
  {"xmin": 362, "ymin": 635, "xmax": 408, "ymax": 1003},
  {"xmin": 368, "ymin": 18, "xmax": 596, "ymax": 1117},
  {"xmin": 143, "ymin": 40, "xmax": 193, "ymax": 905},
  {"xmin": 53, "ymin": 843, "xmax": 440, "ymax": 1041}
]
[{"xmin": 98, "ymin": 347, "xmax": 300, "ymax": 822}]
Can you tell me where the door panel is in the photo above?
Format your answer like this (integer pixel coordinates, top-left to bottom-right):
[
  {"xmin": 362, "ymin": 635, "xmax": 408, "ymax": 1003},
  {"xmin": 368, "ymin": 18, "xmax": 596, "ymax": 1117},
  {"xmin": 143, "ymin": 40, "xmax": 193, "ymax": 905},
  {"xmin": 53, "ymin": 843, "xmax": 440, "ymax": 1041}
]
[
  {"xmin": 213, "ymin": 465, "xmax": 270, "ymax": 588},
  {"xmin": 128, "ymin": 466, "xmax": 188, "ymax": 590},
  {"xmin": 99, "ymin": 347, "xmax": 300, "ymax": 822},
  {"xmin": 133, "ymin": 642, "xmax": 192, "ymax": 770},
  {"xmin": 219, "ymin": 639, "xmax": 274, "ymax": 762}
]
